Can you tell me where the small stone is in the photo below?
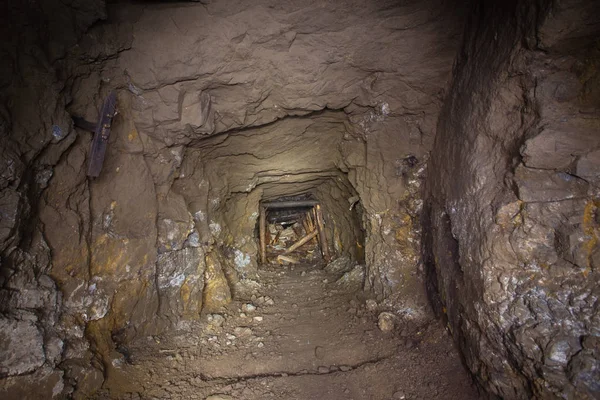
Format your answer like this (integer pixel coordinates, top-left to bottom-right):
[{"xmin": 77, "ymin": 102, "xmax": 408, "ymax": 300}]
[
  {"xmin": 257, "ymin": 342, "xmax": 264, "ymax": 348},
  {"xmin": 233, "ymin": 327, "xmax": 253, "ymax": 337},
  {"xmin": 339, "ymin": 365, "xmax": 352, "ymax": 372},
  {"xmin": 393, "ymin": 390, "xmax": 406, "ymax": 399},
  {"xmin": 315, "ymin": 346, "xmax": 325, "ymax": 359},
  {"xmin": 317, "ymin": 366, "xmax": 329, "ymax": 374},
  {"xmin": 365, "ymin": 299, "xmax": 378, "ymax": 311},
  {"xmin": 242, "ymin": 303, "xmax": 256, "ymax": 312},
  {"xmin": 301, "ymin": 271, "xmax": 306, "ymax": 276},
  {"xmin": 265, "ymin": 297, "xmax": 275, "ymax": 306},
  {"xmin": 253, "ymin": 316, "xmax": 263, "ymax": 322},
  {"xmin": 378, "ymin": 312, "xmax": 395, "ymax": 332},
  {"xmin": 207, "ymin": 314, "xmax": 225, "ymax": 327}
]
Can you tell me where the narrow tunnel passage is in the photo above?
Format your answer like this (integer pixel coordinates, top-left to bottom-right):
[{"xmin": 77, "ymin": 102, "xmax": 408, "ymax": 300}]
[
  {"xmin": 258, "ymin": 198, "xmax": 327, "ymax": 266},
  {"xmin": 1, "ymin": 0, "xmax": 599, "ymax": 399}
]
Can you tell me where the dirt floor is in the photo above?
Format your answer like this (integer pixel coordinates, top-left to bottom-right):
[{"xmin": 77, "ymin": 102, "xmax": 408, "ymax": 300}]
[{"xmin": 95, "ymin": 262, "xmax": 481, "ymax": 400}]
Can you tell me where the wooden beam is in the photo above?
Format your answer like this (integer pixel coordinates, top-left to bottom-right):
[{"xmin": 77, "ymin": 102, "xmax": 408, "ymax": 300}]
[
  {"xmin": 315, "ymin": 204, "xmax": 330, "ymax": 261},
  {"xmin": 301, "ymin": 218, "xmax": 310, "ymax": 234},
  {"xmin": 311, "ymin": 208, "xmax": 319, "ymax": 247},
  {"xmin": 259, "ymin": 206, "xmax": 267, "ymax": 264},
  {"xmin": 305, "ymin": 211, "xmax": 318, "ymax": 245},
  {"xmin": 261, "ymin": 200, "xmax": 319, "ymax": 209},
  {"xmin": 277, "ymin": 255, "xmax": 298, "ymax": 264},
  {"xmin": 268, "ymin": 213, "xmax": 306, "ymax": 223},
  {"xmin": 284, "ymin": 229, "xmax": 318, "ymax": 254}
]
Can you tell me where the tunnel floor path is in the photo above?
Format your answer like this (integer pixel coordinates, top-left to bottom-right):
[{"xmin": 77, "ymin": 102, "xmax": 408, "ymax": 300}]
[{"xmin": 97, "ymin": 263, "xmax": 480, "ymax": 399}]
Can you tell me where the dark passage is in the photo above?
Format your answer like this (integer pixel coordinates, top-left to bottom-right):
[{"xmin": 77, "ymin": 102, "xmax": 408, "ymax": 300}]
[{"xmin": 0, "ymin": 0, "xmax": 599, "ymax": 399}]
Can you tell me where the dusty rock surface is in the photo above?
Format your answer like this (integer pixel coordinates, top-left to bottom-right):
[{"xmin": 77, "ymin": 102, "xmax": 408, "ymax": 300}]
[
  {"xmin": 1, "ymin": 0, "xmax": 464, "ymax": 395},
  {"xmin": 1, "ymin": 0, "xmax": 598, "ymax": 398},
  {"xmin": 424, "ymin": 0, "xmax": 600, "ymax": 398},
  {"xmin": 93, "ymin": 262, "xmax": 479, "ymax": 400}
]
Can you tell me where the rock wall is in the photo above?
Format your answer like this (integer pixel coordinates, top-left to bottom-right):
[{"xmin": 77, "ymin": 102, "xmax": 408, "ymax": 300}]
[
  {"xmin": 0, "ymin": 1, "xmax": 110, "ymax": 398},
  {"xmin": 1, "ymin": 0, "xmax": 465, "ymax": 397},
  {"xmin": 71, "ymin": 0, "xmax": 463, "ymax": 325},
  {"xmin": 424, "ymin": 0, "xmax": 600, "ymax": 398},
  {"xmin": 173, "ymin": 112, "xmax": 364, "ymax": 293}
]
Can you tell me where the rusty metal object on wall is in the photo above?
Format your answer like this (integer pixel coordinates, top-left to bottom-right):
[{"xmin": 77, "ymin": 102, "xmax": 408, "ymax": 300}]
[{"xmin": 87, "ymin": 91, "xmax": 117, "ymax": 178}]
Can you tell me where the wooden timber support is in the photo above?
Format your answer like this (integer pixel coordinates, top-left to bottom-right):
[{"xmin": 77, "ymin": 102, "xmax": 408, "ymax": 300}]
[
  {"xmin": 305, "ymin": 211, "xmax": 318, "ymax": 245},
  {"xmin": 315, "ymin": 204, "xmax": 330, "ymax": 261},
  {"xmin": 258, "ymin": 199, "xmax": 330, "ymax": 263},
  {"xmin": 269, "ymin": 213, "xmax": 307, "ymax": 223},
  {"xmin": 259, "ymin": 206, "xmax": 267, "ymax": 264},
  {"xmin": 261, "ymin": 200, "xmax": 319, "ymax": 209},
  {"xmin": 284, "ymin": 229, "xmax": 318, "ymax": 254}
]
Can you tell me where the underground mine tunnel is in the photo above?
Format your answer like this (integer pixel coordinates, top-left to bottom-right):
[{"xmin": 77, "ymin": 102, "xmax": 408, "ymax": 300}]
[{"xmin": 1, "ymin": 0, "xmax": 599, "ymax": 399}]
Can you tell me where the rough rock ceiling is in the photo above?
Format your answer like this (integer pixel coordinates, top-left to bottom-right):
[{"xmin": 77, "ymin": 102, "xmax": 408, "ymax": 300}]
[{"xmin": 73, "ymin": 0, "xmax": 464, "ymax": 146}]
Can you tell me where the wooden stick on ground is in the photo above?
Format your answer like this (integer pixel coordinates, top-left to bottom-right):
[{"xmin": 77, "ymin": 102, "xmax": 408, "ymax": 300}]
[
  {"xmin": 277, "ymin": 254, "xmax": 299, "ymax": 264},
  {"xmin": 284, "ymin": 229, "xmax": 318, "ymax": 254}
]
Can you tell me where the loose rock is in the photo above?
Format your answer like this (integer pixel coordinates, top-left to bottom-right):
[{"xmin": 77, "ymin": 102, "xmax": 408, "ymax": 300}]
[{"xmin": 378, "ymin": 312, "xmax": 395, "ymax": 332}]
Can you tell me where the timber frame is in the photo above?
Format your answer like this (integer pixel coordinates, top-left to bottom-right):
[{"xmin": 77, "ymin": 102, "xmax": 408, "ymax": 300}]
[{"xmin": 259, "ymin": 200, "xmax": 330, "ymax": 264}]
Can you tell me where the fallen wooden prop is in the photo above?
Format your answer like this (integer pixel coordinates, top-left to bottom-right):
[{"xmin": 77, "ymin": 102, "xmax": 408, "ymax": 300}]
[
  {"xmin": 284, "ymin": 229, "xmax": 318, "ymax": 254},
  {"xmin": 277, "ymin": 255, "xmax": 298, "ymax": 264}
]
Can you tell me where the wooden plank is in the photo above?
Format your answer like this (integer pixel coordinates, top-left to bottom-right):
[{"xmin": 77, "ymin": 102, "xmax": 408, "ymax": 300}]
[
  {"xmin": 284, "ymin": 229, "xmax": 318, "ymax": 254},
  {"xmin": 87, "ymin": 91, "xmax": 117, "ymax": 178},
  {"xmin": 315, "ymin": 204, "xmax": 330, "ymax": 261},
  {"xmin": 261, "ymin": 200, "xmax": 319, "ymax": 209},
  {"xmin": 259, "ymin": 206, "xmax": 267, "ymax": 264},
  {"xmin": 277, "ymin": 255, "xmax": 298, "ymax": 264},
  {"xmin": 301, "ymin": 218, "xmax": 312, "ymax": 240},
  {"xmin": 311, "ymin": 208, "xmax": 319, "ymax": 247},
  {"xmin": 268, "ymin": 213, "xmax": 306, "ymax": 223},
  {"xmin": 305, "ymin": 212, "xmax": 318, "ymax": 245}
]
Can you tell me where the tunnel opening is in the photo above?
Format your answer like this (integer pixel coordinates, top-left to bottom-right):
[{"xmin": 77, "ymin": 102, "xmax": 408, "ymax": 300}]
[
  {"xmin": 2, "ymin": 0, "xmax": 599, "ymax": 399},
  {"xmin": 258, "ymin": 196, "xmax": 325, "ymax": 266}
]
